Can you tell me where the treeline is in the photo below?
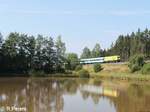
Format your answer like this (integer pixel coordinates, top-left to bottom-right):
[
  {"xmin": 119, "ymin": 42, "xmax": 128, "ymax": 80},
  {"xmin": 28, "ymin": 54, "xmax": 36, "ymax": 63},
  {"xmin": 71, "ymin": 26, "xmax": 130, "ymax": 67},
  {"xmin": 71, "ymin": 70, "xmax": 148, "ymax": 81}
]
[
  {"xmin": 81, "ymin": 28, "xmax": 150, "ymax": 61},
  {"xmin": 81, "ymin": 43, "xmax": 104, "ymax": 59},
  {"xmin": 108, "ymin": 28, "xmax": 150, "ymax": 61},
  {"xmin": 0, "ymin": 32, "xmax": 67, "ymax": 74},
  {"xmin": 0, "ymin": 28, "xmax": 150, "ymax": 75}
]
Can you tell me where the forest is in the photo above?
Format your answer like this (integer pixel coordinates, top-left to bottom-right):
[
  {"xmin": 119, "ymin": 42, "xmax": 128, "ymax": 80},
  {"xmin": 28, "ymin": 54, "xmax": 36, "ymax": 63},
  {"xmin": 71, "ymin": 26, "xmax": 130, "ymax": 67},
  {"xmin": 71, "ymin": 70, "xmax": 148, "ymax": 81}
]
[
  {"xmin": 0, "ymin": 28, "xmax": 150, "ymax": 75},
  {"xmin": 0, "ymin": 33, "xmax": 67, "ymax": 74},
  {"xmin": 81, "ymin": 28, "xmax": 150, "ymax": 61}
]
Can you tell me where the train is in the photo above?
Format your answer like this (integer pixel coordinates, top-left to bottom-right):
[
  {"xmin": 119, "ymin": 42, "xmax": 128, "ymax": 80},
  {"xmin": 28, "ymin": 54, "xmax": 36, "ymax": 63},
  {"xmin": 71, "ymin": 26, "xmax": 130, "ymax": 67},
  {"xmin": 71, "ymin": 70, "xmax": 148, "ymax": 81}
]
[{"xmin": 80, "ymin": 55, "xmax": 120, "ymax": 64}]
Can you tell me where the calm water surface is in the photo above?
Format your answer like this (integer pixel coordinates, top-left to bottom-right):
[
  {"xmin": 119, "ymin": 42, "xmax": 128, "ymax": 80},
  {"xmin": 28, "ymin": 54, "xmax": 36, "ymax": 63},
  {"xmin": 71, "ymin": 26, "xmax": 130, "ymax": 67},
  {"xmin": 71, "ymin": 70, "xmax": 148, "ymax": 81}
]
[{"xmin": 0, "ymin": 78, "xmax": 150, "ymax": 112}]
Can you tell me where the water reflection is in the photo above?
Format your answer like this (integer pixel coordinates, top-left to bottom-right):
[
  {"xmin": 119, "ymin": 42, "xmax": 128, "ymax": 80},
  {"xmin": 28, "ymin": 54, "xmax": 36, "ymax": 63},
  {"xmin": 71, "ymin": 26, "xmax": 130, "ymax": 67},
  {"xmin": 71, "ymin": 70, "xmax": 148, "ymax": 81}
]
[
  {"xmin": 80, "ymin": 85, "xmax": 119, "ymax": 97},
  {"xmin": 0, "ymin": 78, "xmax": 150, "ymax": 112}
]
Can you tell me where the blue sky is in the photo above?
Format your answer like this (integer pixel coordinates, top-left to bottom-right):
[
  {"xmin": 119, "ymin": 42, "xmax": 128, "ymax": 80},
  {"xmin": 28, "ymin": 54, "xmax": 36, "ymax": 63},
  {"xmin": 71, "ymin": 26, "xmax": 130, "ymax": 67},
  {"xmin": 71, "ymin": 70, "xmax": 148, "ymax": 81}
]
[{"xmin": 0, "ymin": 0, "xmax": 150, "ymax": 55}]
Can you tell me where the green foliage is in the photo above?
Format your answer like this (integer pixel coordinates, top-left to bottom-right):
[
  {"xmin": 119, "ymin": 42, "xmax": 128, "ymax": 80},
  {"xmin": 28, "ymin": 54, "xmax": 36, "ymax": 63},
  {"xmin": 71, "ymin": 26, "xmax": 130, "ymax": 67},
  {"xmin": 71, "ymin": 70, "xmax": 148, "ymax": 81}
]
[
  {"xmin": 55, "ymin": 35, "xmax": 66, "ymax": 56},
  {"xmin": 0, "ymin": 32, "xmax": 67, "ymax": 75},
  {"xmin": 93, "ymin": 63, "xmax": 102, "ymax": 73},
  {"xmin": 28, "ymin": 69, "xmax": 45, "ymax": 77},
  {"xmin": 75, "ymin": 65, "xmax": 82, "ymax": 71},
  {"xmin": 107, "ymin": 28, "xmax": 150, "ymax": 61},
  {"xmin": 78, "ymin": 69, "xmax": 90, "ymax": 78},
  {"xmin": 0, "ymin": 33, "xmax": 3, "ymax": 47},
  {"xmin": 66, "ymin": 53, "xmax": 79, "ymax": 70},
  {"xmin": 128, "ymin": 55, "xmax": 145, "ymax": 73},
  {"xmin": 81, "ymin": 47, "xmax": 91, "ymax": 59},
  {"xmin": 1, "ymin": 28, "xmax": 150, "ymax": 76},
  {"xmin": 92, "ymin": 43, "xmax": 101, "ymax": 58},
  {"xmin": 33, "ymin": 35, "xmax": 55, "ymax": 73},
  {"xmin": 141, "ymin": 63, "xmax": 150, "ymax": 75},
  {"xmin": 0, "ymin": 33, "xmax": 34, "ymax": 73},
  {"xmin": 0, "ymin": 33, "xmax": 3, "ymax": 64},
  {"xmin": 55, "ymin": 35, "xmax": 66, "ymax": 72}
]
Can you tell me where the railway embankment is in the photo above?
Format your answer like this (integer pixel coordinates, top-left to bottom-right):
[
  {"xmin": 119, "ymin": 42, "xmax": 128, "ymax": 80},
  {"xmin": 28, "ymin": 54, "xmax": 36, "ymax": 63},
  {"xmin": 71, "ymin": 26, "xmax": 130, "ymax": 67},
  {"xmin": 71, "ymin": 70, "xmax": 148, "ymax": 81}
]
[{"xmin": 82, "ymin": 63, "xmax": 150, "ymax": 82}]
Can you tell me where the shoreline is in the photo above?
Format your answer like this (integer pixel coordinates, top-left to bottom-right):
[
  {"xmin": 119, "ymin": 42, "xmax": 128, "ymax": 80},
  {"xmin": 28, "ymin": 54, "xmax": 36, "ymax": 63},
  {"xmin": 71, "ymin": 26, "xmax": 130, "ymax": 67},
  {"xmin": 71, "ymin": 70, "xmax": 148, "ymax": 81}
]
[
  {"xmin": 91, "ymin": 73, "xmax": 150, "ymax": 82},
  {"xmin": 0, "ymin": 72, "xmax": 150, "ymax": 82}
]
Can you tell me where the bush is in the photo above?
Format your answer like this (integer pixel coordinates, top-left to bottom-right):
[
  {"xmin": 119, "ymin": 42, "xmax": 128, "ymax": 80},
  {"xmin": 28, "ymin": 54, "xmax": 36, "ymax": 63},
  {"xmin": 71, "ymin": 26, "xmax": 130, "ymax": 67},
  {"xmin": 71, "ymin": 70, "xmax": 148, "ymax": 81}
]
[
  {"xmin": 28, "ymin": 69, "xmax": 45, "ymax": 77},
  {"xmin": 141, "ymin": 63, "xmax": 150, "ymax": 75},
  {"xmin": 93, "ymin": 63, "xmax": 102, "ymax": 73},
  {"xmin": 128, "ymin": 55, "xmax": 145, "ymax": 73},
  {"xmin": 75, "ymin": 65, "xmax": 82, "ymax": 71},
  {"xmin": 78, "ymin": 69, "xmax": 90, "ymax": 78},
  {"xmin": 130, "ymin": 64, "xmax": 141, "ymax": 73}
]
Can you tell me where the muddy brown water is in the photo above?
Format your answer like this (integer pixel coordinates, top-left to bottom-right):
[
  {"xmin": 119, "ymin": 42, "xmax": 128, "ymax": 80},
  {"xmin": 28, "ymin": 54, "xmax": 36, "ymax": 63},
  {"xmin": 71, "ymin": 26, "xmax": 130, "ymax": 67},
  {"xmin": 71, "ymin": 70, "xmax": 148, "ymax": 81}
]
[{"xmin": 0, "ymin": 77, "xmax": 150, "ymax": 112}]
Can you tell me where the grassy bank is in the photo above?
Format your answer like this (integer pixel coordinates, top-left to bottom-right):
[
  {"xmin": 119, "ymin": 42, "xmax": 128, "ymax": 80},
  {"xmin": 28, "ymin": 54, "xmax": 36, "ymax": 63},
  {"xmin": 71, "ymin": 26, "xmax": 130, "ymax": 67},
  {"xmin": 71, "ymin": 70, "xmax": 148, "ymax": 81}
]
[
  {"xmin": 1, "ymin": 63, "xmax": 150, "ymax": 81},
  {"xmin": 93, "ymin": 72, "xmax": 150, "ymax": 82},
  {"xmin": 82, "ymin": 63, "xmax": 150, "ymax": 81}
]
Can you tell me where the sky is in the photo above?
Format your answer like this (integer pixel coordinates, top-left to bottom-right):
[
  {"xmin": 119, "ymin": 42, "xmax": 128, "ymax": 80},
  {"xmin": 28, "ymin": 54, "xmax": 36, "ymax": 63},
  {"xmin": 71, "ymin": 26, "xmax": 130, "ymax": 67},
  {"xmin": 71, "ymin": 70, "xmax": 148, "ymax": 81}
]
[{"xmin": 0, "ymin": 0, "xmax": 150, "ymax": 55}]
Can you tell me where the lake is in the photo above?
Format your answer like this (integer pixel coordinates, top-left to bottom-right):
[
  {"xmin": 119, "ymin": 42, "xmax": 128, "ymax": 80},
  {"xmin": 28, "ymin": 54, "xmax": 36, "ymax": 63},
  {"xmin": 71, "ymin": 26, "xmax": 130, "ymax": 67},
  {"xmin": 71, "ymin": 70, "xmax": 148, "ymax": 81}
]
[{"xmin": 0, "ymin": 78, "xmax": 150, "ymax": 112}]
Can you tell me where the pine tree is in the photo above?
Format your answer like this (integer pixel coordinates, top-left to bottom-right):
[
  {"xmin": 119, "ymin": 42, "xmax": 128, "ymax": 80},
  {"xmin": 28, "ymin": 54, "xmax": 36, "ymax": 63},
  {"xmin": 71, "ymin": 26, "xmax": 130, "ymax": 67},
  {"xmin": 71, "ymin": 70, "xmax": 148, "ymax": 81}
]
[{"xmin": 81, "ymin": 47, "xmax": 91, "ymax": 59}]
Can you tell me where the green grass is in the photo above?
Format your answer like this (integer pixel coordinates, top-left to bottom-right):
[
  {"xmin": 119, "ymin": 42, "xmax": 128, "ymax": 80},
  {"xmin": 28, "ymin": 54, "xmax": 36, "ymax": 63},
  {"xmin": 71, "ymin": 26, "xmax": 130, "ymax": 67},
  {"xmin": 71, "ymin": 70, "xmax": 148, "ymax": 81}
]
[
  {"xmin": 27, "ymin": 62, "xmax": 150, "ymax": 81},
  {"xmin": 82, "ymin": 63, "xmax": 150, "ymax": 82},
  {"xmin": 91, "ymin": 72, "xmax": 150, "ymax": 81}
]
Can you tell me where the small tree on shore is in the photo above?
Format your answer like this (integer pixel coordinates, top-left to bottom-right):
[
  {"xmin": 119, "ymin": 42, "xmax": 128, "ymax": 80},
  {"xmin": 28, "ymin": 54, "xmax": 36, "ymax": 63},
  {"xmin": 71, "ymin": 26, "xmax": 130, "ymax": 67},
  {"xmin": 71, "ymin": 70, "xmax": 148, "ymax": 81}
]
[
  {"xmin": 141, "ymin": 63, "xmax": 150, "ymax": 75},
  {"xmin": 93, "ymin": 63, "xmax": 102, "ymax": 73},
  {"xmin": 75, "ymin": 65, "xmax": 82, "ymax": 71},
  {"xmin": 128, "ymin": 54, "xmax": 145, "ymax": 73},
  {"xmin": 78, "ymin": 69, "xmax": 90, "ymax": 78}
]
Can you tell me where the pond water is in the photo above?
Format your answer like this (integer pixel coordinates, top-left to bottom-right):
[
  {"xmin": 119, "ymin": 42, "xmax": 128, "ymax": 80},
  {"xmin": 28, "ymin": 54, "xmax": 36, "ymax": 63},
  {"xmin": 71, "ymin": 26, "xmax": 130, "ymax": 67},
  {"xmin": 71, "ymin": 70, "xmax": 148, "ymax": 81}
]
[{"xmin": 0, "ymin": 78, "xmax": 150, "ymax": 112}]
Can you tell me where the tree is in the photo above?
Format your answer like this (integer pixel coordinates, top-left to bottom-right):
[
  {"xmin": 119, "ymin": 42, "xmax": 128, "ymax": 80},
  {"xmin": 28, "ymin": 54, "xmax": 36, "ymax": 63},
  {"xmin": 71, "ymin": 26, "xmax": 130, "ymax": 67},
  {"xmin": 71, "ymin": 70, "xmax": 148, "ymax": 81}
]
[
  {"xmin": 107, "ymin": 28, "xmax": 150, "ymax": 61},
  {"xmin": 55, "ymin": 35, "xmax": 66, "ymax": 72},
  {"xmin": 92, "ymin": 43, "xmax": 101, "ymax": 58},
  {"xmin": 2, "ymin": 33, "xmax": 20, "ymax": 72},
  {"xmin": 93, "ymin": 63, "xmax": 102, "ymax": 73},
  {"xmin": 0, "ymin": 33, "xmax": 2, "ymax": 48},
  {"xmin": 81, "ymin": 47, "xmax": 91, "ymax": 59},
  {"xmin": 0, "ymin": 32, "xmax": 68, "ymax": 75},
  {"xmin": 78, "ymin": 69, "xmax": 90, "ymax": 78},
  {"xmin": 66, "ymin": 53, "xmax": 79, "ymax": 70},
  {"xmin": 26, "ymin": 36, "xmax": 36, "ymax": 69},
  {"xmin": 55, "ymin": 35, "xmax": 66, "ymax": 56},
  {"xmin": 1, "ymin": 33, "xmax": 34, "ymax": 73},
  {"xmin": 43, "ymin": 37, "xmax": 55, "ymax": 73},
  {"xmin": 75, "ymin": 65, "xmax": 82, "ymax": 71},
  {"xmin": 128, "ymin": 55, "xmax": 145, "ymax": 73},
  {"xmin": 33, "ymin": 35, "xmax": 55, "ymax": 73},
  {"xmin": 17, "ymin": 34, "xmax": 29, "ymax": 72},
  {"xmin": 0, "ymin": 33, "xmax": 3, "ymax": 70},
  {"xmin": 141, "ymin": 63, "xmax": 150, "ymax": 75}
]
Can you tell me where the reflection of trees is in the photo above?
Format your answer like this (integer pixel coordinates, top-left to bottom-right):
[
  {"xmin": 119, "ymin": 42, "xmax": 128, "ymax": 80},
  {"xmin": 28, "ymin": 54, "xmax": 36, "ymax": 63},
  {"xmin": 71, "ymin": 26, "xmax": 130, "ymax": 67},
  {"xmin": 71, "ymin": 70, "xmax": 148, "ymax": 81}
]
[
  {"xmin": 81, "ymin": 91, "xmax": 90, "ymax": 100},
  {"xmin": 108, "ymin": 84, "xmax": 150, "ymax": 112},
  {"xmin": 27, "ymin": 79, "xmax": 64, "ymax": 112},
  {"xmin": 79, "ymin": 81, "xmax": 150, "ymax": 112},
  {"xmin": 91, "ymin": 94, "xmax": 101, "ymax": 104},
  {"xmin": 27, "ymin": 78, "xmax": 89, "ymax": 112},
  {"xmin": 0, "ymin": 78, "xmax": 27, "ymax": 109},
  {"xmin": 1, "ymin": 78, "xmax": 150, "ymax": 112},
  {"xmin": 61, "ymin": 79, "xmax": 78, "ymax": 94},
  {"xmin": 80, "ymin": 85, "xmax": 102, "ymax": 104},
  {"xmin": 81, "ymin": 90, "xmax": 102, "ymax": 105}
]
